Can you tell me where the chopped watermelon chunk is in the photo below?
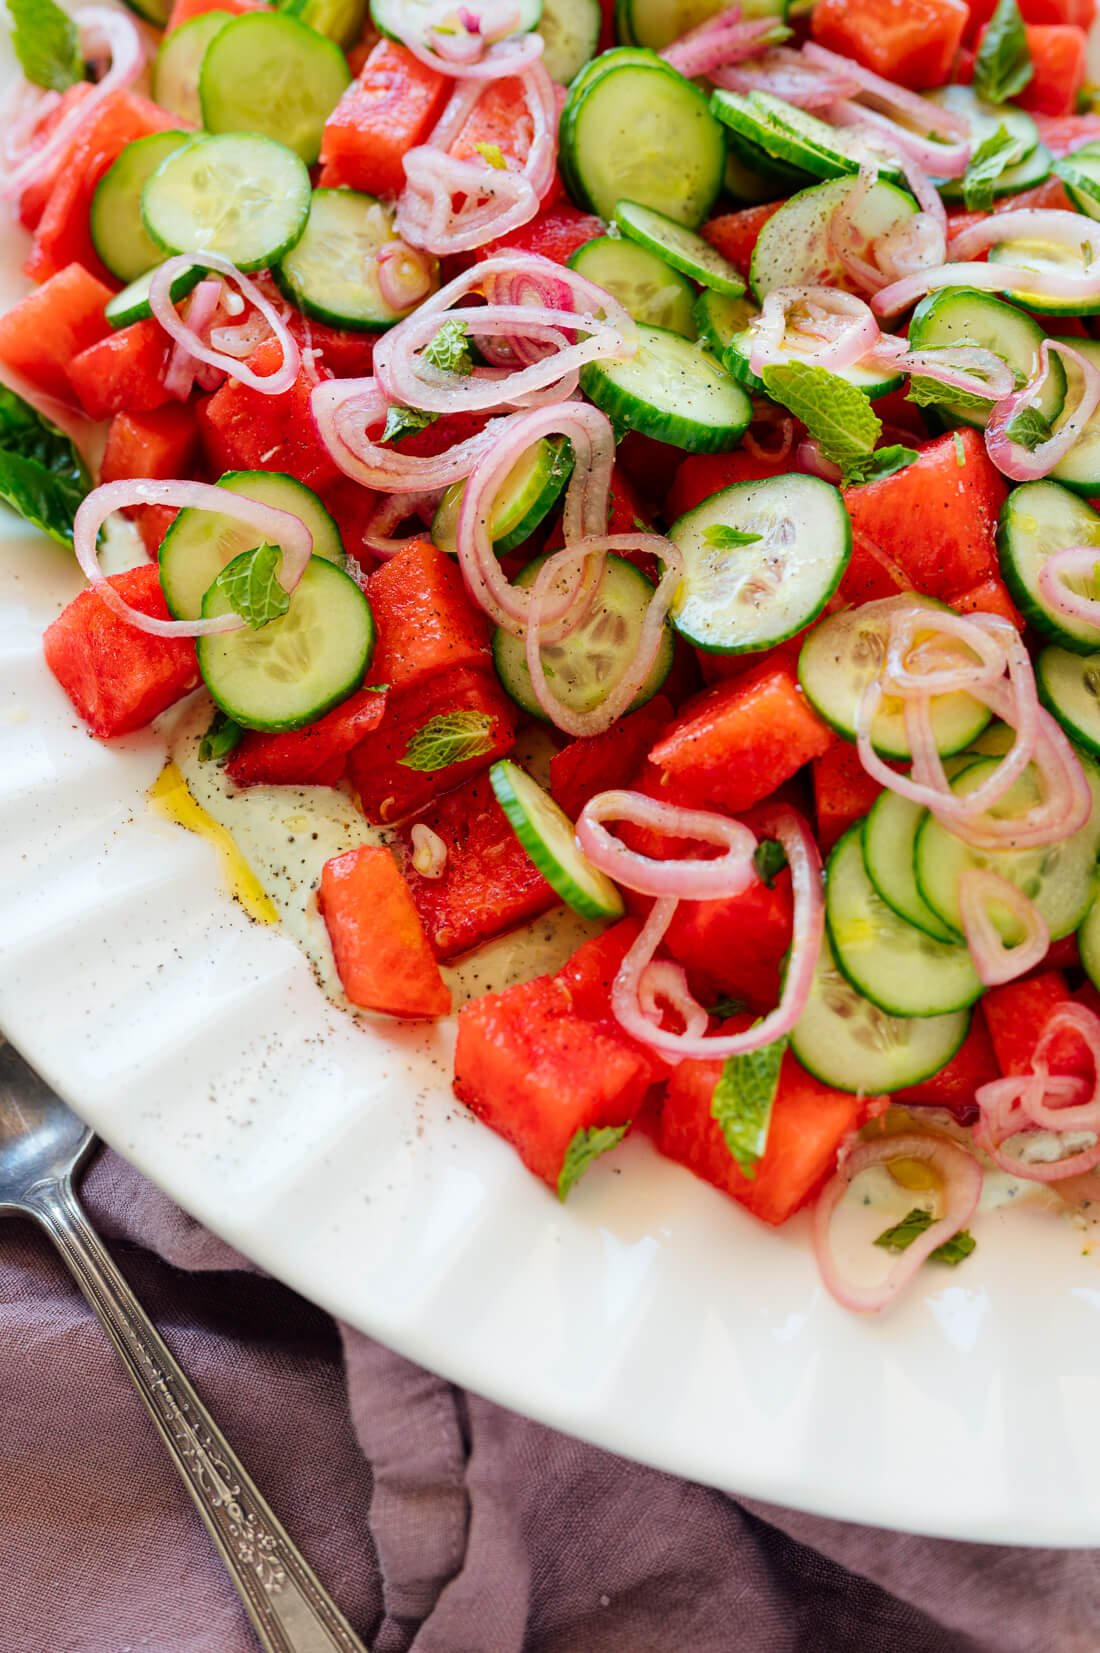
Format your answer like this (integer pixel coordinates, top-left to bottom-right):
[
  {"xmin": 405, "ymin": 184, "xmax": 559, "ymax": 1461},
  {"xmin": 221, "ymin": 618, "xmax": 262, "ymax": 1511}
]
[
  {"xmin": 319, "ymin": 41, "xmax": 450, "ymax": 197},
  {"xmin": 949, "ymin": 573, "xmax": 1025, "ymax": 629},
  {"xmin": 663, "ymin": 872, "xmax": 795, "ymax": 1014},
  {"xmin": 649, "ymin": 660, "xmax": 835, "ymax": 813},
  {"xmin": 134, "ymin": 504, "xmax": 179, "ymax": 559},
  {"xmin": 981, "ymin": 971, "xmax": 1092, "ymax": 1078},
  {"xmin": 1014, "ymin": 25, "xmax": 1088, "ymax": 115},
  {"xmin": 475, "ymin": 204, "xmax": 606, "ymax": 264},
  {"xmin": 195, "ymin": 338, "xmax": 341, "ymax": 494},
  {"xmin": 100, "ymin": 404, "xmax": 199, "ymax": 486},
  {"xmin": 67, "ymin": 320, "xmax": 171, "ymax": 421},
  {"xmin": 321, "ymin": 845, "xmax": 451, "ymax": 1017},
  {"xmin": 842, "ymin": 429, "xmax": 1005, "ymax": 601},
  {"xmin": 225, "ymin": 686, "xmax": 388, "ymax": 788},
  {"xmin": 398, "ymin": 771, "xmax": 556, "ymax": 959},
  {"xmin": 366, "ymin": 538, "xmax": 491, "ymax": 694},
  {"xmin": 701, "ymin": 202, "xmax": 783, "ymax": 277},
  {"xmin": 549, "ymin": 696, "xmax": 674, "ymax": 821},
  {"xmin": 43, "ymin": 565, "xmax": 199, "ymax": 739},
  {"xmin": 657, "ymin": 1044, "xmax": 863, "ymax": 1225},
  {"xmin": 811, "ymin": 0, "xmax": 968, "ymax": 88},
  {"xmin": 347, "ymin": 663, "xmax": 516, "ymax": 823},
  {"xmin": 25, "ymin": 91, "xmax": 179, "ymax": 286},
  {"xmin": 453, "ymin": 974, "xmax": 651, "ymax": 1189},
  {"xmin": 17, "ymin": 83, "xmax": 95, "ymax": 231},
  {"xmin": 0, "ymin": 264, "xmax": 113, "ymax": 401},
  {"xmin": 812, "ymin": 742, "xmax": 883, "ymax": 853},
  {"xmin": 166, "ymin": 0, "xmax": 265, "ymax": 27},
  {"xmin": 893, "ymin": 1014, "xmax": 998, "ymax": 1118},
  {"xmin": 665, "ymin": 448, "xmax": 795, "ymax": 520},
  {"xmin": 555, "ymin": 918, "xmax": 672, "ymax": 1083}
]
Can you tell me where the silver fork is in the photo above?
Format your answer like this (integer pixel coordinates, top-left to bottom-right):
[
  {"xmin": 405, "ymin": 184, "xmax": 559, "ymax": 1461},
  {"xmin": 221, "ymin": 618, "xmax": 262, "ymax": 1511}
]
[{"xmin": 0, "ymin": 1042, "xmax": 368, "ymax": 1653}]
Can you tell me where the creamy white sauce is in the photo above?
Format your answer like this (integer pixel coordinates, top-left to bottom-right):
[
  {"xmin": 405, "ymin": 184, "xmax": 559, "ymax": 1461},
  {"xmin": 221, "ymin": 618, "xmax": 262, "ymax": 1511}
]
[{"xmin": 164, "ymin": 696, "xmax": 604, "ymax": 1012}]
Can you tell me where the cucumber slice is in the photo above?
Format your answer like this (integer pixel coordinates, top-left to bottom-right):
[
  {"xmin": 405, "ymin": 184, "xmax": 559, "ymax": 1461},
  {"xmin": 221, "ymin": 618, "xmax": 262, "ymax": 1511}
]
[
  {"xmin": 669, "ymin": 473, "xmax": 851, "ymax": 653},
  {"xmin": 1080, "ymin": 896, "xmax": 1100, "ymax": 991},
  {"xmin": 616, "ymin": 0, "xmax": 785, "ymax": 50},
  {"xmin": 693, "ymin": 289, "xmax": 757, "ymax": 358},
  {"xmin": 1036, "ymin": 644, "xmax": 1100, "ymax": 756},
  {"xmin": 431, "ymin": 437, "xmax": 573, "ymax": 557},
  {"xmin": 199, "ymin": 13, "xmax": 350, "ymax": 165},
  {"xmin": 104, "ymin": 262, "xmax": 204, "ymax": 329},
  {"xmin": 722, "ymin": 325, "xmax": 903, "ymax": 400},
  {"xmin": 998, "ymin": 479, "xmax": 1100, "ymax": 652},
  {"xmin": 273, "ymin": 189, "xmax": 434, "ymax": 332},
  {"xmin": 987, "ymin": 235, "xmax": 1100, "ymax": 316},
  {"xmin": 152, "ymin": 11, "xmax": 233, "ymax": 127},
  {"xmin": 907, "ymin": 287, "xmax": 1065, "ymax": 431},
  {"xmin": 915, "ymin": 752, "xmax": 1100, "ymax": 940},
  {"xmin": 925, "ymin": 85, "xmax": 1045, "ymax": 201},
  {"xmin": 492, "ymin": 552, "xmax": 674, "ymax": 719},
  {"xmin": 160, "ymin": 472, "xmax": 345, "ymax": 622},
  {"xmin": 568, "ymin": 236, "xmax": 697, "ymax": 337},
  {"xmin": 293, "ymin": 0, "xmax": 368, "ymax": 46},
  {"xmin": 199, "ymin": 555, "xmax": 373, "ymax": 733},
  {"xmin": 798, "ymin": 596, "xmax": 992, "ymax": 759},
  {"xmin": 862, "ymin": 790, "xmax": 958, "ymax": 944},
  {"xmin": 579, "ymin": 323, "xmax": 752, "ymax": 452},
  {"xmin": 143, "ymin": 133, "xmax": 312, "ymax": 273},
  {"xmin": 489, "ymin": 759, "xmax": 625, "ymax": 919},
  {"xmin": 612, "ymin": 199, "xmax": 745, "ymax": 296},
  {"xmin": 827, "ymin": 825, "xmax": 982, "ymax": 1017},
  {"xmin": 559, "ymin": 51, "xmax": 726, "ymax": 227},
  {"xmin": 372, "ymin": 0, "xmax": 541, "ymax": 44},
  {"xmin": 1048, "ymin": 338, "xmax": 1100, "ymax": 494},
  {"xmin": 1055, "ymin": 142, "xmax": 1100, "ymax": 222},
  {"xmin": 538, "ymin": 0, "xmax": 600, "ymax": 83},
  {"xmin": 790, "ymin": 932, "xmax": 970, "ymax": 1094},
  {"xmin": 723, "ymin": 125, "xmax": 813, "ymax": 206},
  {"xmin": 749, "ymin": 174, "xmax": 917, "ymax": 302},
  {"xmin": 90, "ymin": 131, "xmax": 192, "ymax": 285},
  {"xmin": 711, "ymin": 89, "xmax": 906, "ymax": 189}
]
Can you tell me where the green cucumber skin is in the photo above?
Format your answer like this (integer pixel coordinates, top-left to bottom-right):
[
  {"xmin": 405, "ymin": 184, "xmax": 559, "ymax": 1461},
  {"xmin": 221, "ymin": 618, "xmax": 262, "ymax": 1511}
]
[
  {"xmin": 1035, "ymin": 647, "xmax": 1100, "ymax": 758},
  {"xmin": 997, "ymin": 485, "xmax": 1100, "ymax": 656},
  {"xmin": 489, "ymin": 760, "xmax": 625, "ymax": 920}
]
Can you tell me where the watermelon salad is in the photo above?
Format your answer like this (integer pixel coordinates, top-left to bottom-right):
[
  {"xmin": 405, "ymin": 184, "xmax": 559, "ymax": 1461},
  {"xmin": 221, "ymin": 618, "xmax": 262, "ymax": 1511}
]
[{"xmin": 7, "ymin": 0, "xmax": 1100, "ymax": 1312}]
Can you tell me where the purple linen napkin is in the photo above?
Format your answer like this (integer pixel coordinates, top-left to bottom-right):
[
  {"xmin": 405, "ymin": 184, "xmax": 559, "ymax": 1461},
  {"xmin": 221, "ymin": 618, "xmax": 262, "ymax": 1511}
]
[{"xmin": 3, "ymin": 1146, "xmax": 1100, "ymax": 1653}]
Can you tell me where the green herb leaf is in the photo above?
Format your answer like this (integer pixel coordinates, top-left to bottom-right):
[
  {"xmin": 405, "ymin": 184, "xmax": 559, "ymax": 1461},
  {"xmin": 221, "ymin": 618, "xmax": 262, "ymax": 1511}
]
[
  {"xmin": 953, "ymin": 431, "xmax": 967, "ymax": 467},
  {"xmin": 962, "ymin": 124, "xmax": 1022, "ymax": 211},
  {"xmin": 844, "ymin": 444, "xmax": 920, "ymax": 486},
  {"xmin": 199, "ymin": 710, "xmax": 243, "ymax": 764},
  {"xmin": 0, "ymin": 385, "xmax": 89, "ymax": 483},
  {"xmin": 711, "ymin": 1036, "xmax": 787, "ymax": 1179},
  {"xmin": 753, "ymin": 838, "xmax": 787, "ymax": 887},
  {"xmin": 874, "ymin": 1206, "xmax": 977, "ymax": 1265},
  {"xmin": 703, "ymin": 524, "xmax": 763, "ymax": 550},
  {"xmin": 0, "ymin": 450, "xmax": 85, "ymax": 545},
  {"xmin": 424, "ymin": 319, "xmax": 473, "ymax": 376},
  {"xmin": 473, "ymin": 140, "xmax": 507, "ymax": 170},
  {"xmin": 973, "ymin": 0, "xmax": 1033, "ymax": 104},
  {"xmin": 381, "ymin": 404, "xmax": 437, "ymax": 444},
  {"xmin": 557, "ymin": 1122, "xmax": 629, "ymax": 1200},
  {"xmin": 907, "ymin": 373, "xmax": 999, "ymax": 418},
  {"xmin": 1005, "ymin": 403, "xmax": 1053, "ymax": 450},
  {"xmin": 6, "ymin": 0, "xmax": 83, "ymax": 89},
  {"xmin": 760, "ymin": 361, "xmax": 882, "ymax": 485},
  {"xmin": 213, "ymin": 543, "xmax": 290, "ymax": 630},
  {"xmin": 709, "ymin": 994, "xmax": 749, "ymax": 1020},
  {"xmin": 398, "ymin": 709, "xmax": 495, "ymax": 772}
]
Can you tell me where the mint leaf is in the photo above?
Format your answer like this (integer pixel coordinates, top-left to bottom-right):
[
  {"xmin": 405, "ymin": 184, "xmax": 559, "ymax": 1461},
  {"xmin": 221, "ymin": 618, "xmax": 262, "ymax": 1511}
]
[
  {"xmin": 907, "ymin": 373, "xmax": 998, "ymax": 418},
  {"xmin": 760, "ymin": 361, "xmax": 882, "ymax": 485},
  {"xmin": 962, "ymin": 124, "xmax": 1022, "ymax": 211},
  {"xmin": 0, "ymin": 385, "xmax": 88, "ymax": 485},
  {"xmin": 7, "ymin": 0, "xmax": 83, "ymax": 89},
  {"xmin": 711, "ymin": 1036, "xmax": 787, "ymax": 1179},
  {"xmin": 974, "ymin": 0, "xmax": 1033, "ymax": 104},
  {"xmin": 1005, "ymin": 403, "xmax": 1053, "ymax": 450},
  {"xmin": 473, "ymin": 140, "xmax": 507, "ymax": 170},
  {"xmin": 0, "ymin": 450, "xmax": 84, "ymax": 545},
  {"xmin": 424, "ymin": 319, "xmax": 473, "ymax": 375},
  {"xmin": 557, "ymin": 1122, "xmax": 629, "ymax": 1200},
  {"xmin": 213, "ymin": 543, "xmax": 290, "ymax": 630},
  {"xmin": 199, "ymin": 710, "xmax": 243, "ymax": 764},
  {"xmin": 709, "ymin": 994, "xmax": 749, "ymax": 1020},
  {"xmin": 703, "ymin": 524, "xmax": 763, "ymax": 550},
  {"xmin": 874, "ymin": 1206, "xmax": 977, "ymax": 1266},
  {"xmin": 382, "ymin": 404, "xmax": 437, "ymax": 444},
  {"xmin": 399, "ymin": 709, "xmax": 495, "ymax": 772},
  {"xmin": 753, "ymin": 838, "xmax": 787, "ymax": 887},
  {"xmin": 845, "ymin": 444, "xmax": 920, "ymax": 486}
]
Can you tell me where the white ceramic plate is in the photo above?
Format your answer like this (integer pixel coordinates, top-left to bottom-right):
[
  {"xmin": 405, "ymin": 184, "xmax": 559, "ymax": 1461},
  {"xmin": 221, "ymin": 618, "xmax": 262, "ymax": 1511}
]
[{"xmin": 6, "ymin": 36, "xmax": 1100, "ymax": 1549}]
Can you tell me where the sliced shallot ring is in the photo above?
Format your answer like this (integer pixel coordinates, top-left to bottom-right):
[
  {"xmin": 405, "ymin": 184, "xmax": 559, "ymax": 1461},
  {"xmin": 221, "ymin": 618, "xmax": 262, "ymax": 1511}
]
[
  {"xmin": 638, "ymin": 960, "xmax": 710, "ymax": 1041},
  {"xmin": 149, "ymin": 255, "xmax": 300, "ymax": 396},
  {"xmin": 986, "ymin": 341, "xmax": 1100, "ymax": 482},
  {"xmin": 311, "ymin": 374, "xmax": 522, "ymax": 492},
  {"xmin": 803, "ymin": 41, "xmax": 969, "ymax": 143},
  {"xmin": 609, "ymin": 806, "xmax": 823, "ymax": 1062},
  {"xmin": 661, "ymin": 8, "xmax": 785, "ymax": 79},
  {"xmin": 957, "ymin": 867, "xmax": 1050, "ymax": 986},
  {"xmin": 812, "ymin": 1132, "xmax": 983, "ymax": 1314},
  {"xmin": 72, "ymin": 479, "xmax": 314, "ymax": 638},
  {"xmin": 576, "ymin": 790, "xmax": 759, "ymax": 900},
  {"xmin": 1023, "ymin": 1005, "xmax": 1100, "ymax": 1131},
  {"xmin": 748, "ymin": 286, "xmax": 881, "ymax": 375},
  {"xmin": 1037, "ymin": 544, "xmax": 1100, "ymax": 632},
  {"xmin": 872, "ymin": 261, "xmax": 1054, "ymax": 320}
]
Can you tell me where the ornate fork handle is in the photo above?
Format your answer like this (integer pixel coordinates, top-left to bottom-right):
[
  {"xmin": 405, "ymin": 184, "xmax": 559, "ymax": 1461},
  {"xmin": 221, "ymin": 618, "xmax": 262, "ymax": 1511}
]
[{"xmin": 27, "ymin": 1177, "xmax": 366, "ymax": 1653}]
